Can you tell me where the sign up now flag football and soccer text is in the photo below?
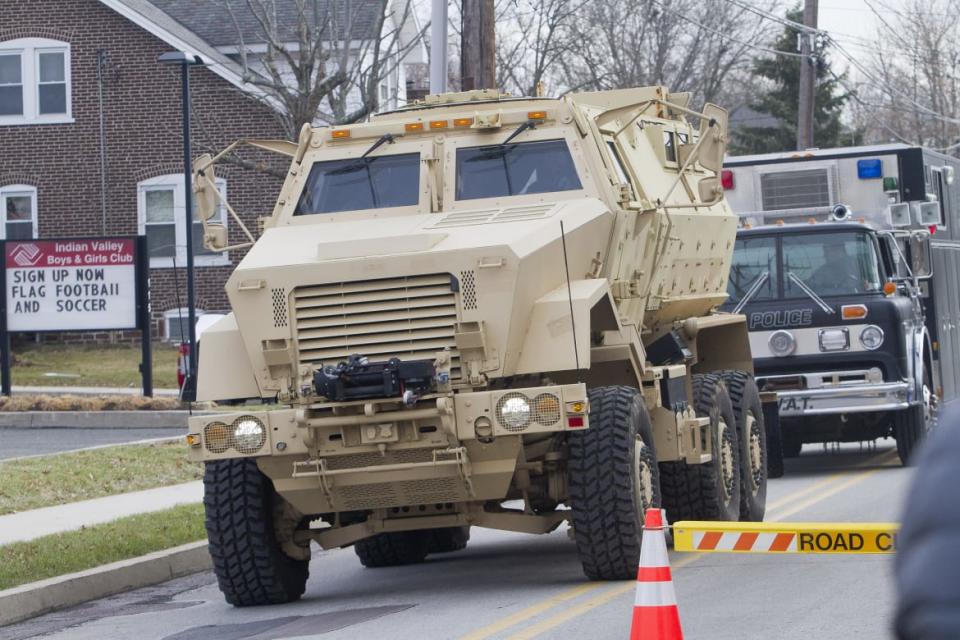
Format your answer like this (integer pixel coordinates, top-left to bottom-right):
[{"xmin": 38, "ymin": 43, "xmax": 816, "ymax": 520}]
[{"xmin": 5, "ymin": 239, "xmax": 137, "ymax": 331}]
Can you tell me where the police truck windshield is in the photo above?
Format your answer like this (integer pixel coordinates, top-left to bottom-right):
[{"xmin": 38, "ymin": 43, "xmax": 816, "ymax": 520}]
[
  {"xmin": 295, "ymin": 152, "xmax": 420, "ymax": 215},
  {"xmin": 728, "ymin": 230, "xmax": 883, "ymax": 303},
  {"xmin": 455, "ymin": 139, "xmax": 582, "ymax": 200}
]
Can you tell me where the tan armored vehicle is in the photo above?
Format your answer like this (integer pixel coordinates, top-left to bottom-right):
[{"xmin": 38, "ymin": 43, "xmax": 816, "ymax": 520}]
[{"xmin": 187, "ymin": 87, "xmax": 767, "ymax": 606}]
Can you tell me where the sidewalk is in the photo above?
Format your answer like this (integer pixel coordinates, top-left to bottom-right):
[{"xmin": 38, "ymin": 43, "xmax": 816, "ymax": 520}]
[
  {"xmin": 11, "ymin": 385, "xmax": 180, "ymax": 397},
  {"xmin": 0, "ymin": 481, "xmax": 203, "ymax": 546}
]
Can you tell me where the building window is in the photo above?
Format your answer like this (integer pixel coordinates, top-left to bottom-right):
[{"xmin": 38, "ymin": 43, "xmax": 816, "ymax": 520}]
[
  {"xmin": 0, "ymin": 185, "xmax": 37, "ymax": 239},
  {"xmin": 137, "ymin": 175, "xmax": 228, "ymax": 268},
  {"xmin": 0, "ymin": 39, "xmax": 72, "ymax": 125},
  {"xmin": 164, "ymin": 308, "xmax": 206, "ymax": 343}
]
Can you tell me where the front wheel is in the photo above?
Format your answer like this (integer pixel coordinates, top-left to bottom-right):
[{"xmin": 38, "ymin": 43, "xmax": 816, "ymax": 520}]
[
  {"xmin": 204, "ymin": 458, "xmax": 309, "ymax": 606},
  {"xmin": 568, "ymin": 385, "xmax": 661, "ymax": 580},
  {"xmin": 895, "ymin": 375, "xmax": 936, "ymax": 465}
]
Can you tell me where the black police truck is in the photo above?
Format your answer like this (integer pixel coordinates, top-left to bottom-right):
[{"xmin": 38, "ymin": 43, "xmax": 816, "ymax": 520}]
[{"xmin": 721, "ymin": 144, "xmax": 960, "ymax": 465}]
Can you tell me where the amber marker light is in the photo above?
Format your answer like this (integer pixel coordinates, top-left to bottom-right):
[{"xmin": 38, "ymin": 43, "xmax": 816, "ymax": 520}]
[
  {"xmin": 405, "ymin": 122, "xmax": 425, "ymax": 132},
  {"xmin": 527, "ymin": 110, "xmax": 547, "ymax": 120},
  {"xmin": 186, "ymin": 433, "xmax": 201, "ymax": 447},
  {"xmin": 883, "ymin": 281, "xmax": 898, "ymax": 296},
  {"xmin": 453, "ymin": 117, "xmax": 474, "ymax": 127},
  {"xmin": 330, "ymin": 129, "xmax": 350, "ymax": 139},
  {"xmin": 841, "ymin": 304, "xmax": 868, "ymax": 320},
  {"xmin": 429, "ymin": 120, "xmax": 448, "ymax": 129}
]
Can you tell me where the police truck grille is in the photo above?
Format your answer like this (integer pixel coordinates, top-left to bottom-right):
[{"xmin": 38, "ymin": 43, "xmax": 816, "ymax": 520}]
[{"xmin": 293, "ymin": 274, "xmax": 460, "ymax": 377}]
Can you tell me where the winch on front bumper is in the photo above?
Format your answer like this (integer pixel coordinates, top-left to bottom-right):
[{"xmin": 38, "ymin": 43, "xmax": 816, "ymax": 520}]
[{"xmin": 759, "ymin": 369, "xmax": 911, "ymax": 417}]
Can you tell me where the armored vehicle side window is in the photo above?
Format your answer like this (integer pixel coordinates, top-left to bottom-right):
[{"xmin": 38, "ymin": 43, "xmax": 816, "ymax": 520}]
[
  {"xmin": 783, "ymin": 232, "xmax": 882, "ymax": 297},
  {"xmin": 295, "ymin": 152, "xmax": 420, "ymax": 215},
  {"xmin": 455, "ymin": 139, "xmax": 582, "ymax": 200},
  {"xmin": 728, "ymin": 236, "xmax": 778, "ymax": 303}
]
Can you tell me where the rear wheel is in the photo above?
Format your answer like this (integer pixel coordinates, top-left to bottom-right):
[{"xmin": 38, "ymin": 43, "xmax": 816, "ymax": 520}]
[
  {"xmin": 660, "ymin": 374, "xmax": 741, "ymax": 522},
  {"xmin": 428, "ymin": 526, "xmax": 470, "ymax": 554},
  {"xmin": 719, "ymin": 370, "xmax": 767, "ymax": 521},
  {"xmin": 568, "ymin": 385, "xmax": 661, "ymax": 580},
  {"xmin": 204, "ymin": 458, "xmax": 309, "ymax": 606},
  {"xmin": 354, "ymin": 531, "xmax": 430, "ymax": 567}
]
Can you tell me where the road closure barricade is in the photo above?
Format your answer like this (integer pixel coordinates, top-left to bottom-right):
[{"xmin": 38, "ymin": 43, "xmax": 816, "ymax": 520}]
[{"xmin": 672, "ymin": 521, "xmax": 899, "ymax": 554}]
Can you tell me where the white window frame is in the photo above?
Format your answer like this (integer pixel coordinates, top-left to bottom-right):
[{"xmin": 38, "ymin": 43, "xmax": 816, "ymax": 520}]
[
  {"xmin": 0, "ymin": 38, "xmax": 72, "ymax": 125},
  {"xmin": 137, "ymin": 174, "xmax": 229, "ymax": 268},
  {"xmin": 164, "ymin": 307, "xmax": 206, "ymax": 343},
  {"xmin": 0, "ymin": 184, "xmax": 38, "ymax": 240}
]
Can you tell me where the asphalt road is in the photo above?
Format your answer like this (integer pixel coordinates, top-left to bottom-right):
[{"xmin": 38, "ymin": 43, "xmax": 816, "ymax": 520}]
[
  {"xmin": 1, "ymin": 440, "xmax": 909, "ymax": 640},
  {"xmin": 0, "ymin": 427, "xmax": 185, "ymax": 459}
]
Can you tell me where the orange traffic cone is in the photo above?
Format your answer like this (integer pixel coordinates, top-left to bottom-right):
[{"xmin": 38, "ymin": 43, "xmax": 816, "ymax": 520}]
[{"xmin": 629, "ymin": 508, "xmax": 683, "ymax": 640}]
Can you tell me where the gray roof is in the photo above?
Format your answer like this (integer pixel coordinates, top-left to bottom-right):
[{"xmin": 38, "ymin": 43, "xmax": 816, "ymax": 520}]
[{"xmin": 148, "ymin": 0, "xmax": 387, "ymax": 48}]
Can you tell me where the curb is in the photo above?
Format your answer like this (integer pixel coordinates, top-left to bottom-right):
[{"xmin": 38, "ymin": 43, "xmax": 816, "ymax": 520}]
[
  {"xmin": 0, "ymin": 411, "xmax": 212, "ymax": 429},
  {"xmin": 0, "ymin": 541, "xmax": 211, "ymax": 627}
]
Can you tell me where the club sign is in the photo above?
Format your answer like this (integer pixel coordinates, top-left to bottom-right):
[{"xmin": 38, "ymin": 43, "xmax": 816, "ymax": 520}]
[{"xmin": 5, "ymin": 238, "xmax": 138, "ymax": 331}]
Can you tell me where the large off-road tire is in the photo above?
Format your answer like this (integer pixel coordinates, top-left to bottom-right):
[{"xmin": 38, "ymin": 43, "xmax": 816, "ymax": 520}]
[
  {"xmin": 718, "ymin": 370, "xmax": 767, "ymax": 521},
  {"xmin": 894, "ymin": 367, "xmax": 936, "ymax": 465},
  {"xmin": 660, "ymin": 374, "xmax": 741, "ymax": 523},
  {"xmin": 354, "ymin": 531, "xmax": 430, "ymax": 567},
  {"xmin": 568, "ymin": 385, "xmax": 661, "ymax": 580},
  {"xmin": 204, "ymin": 458, "xmax": 309, "ymax": 606},
  {"xmin": 428, "ymin": 526, "xmax": 470, "ymax": 554}
]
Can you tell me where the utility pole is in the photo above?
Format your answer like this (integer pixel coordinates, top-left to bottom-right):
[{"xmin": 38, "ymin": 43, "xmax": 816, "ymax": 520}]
[
  {"xmin": 430, "ymin": 0, "xmax": 448, "ymax": 94},
  {"xmin": 796, "ymin": 0, "xmax": 818, "ymax": 151},
  {"xmin": 461, "ymin": 0, "xmax": 496, "ymax": 91}
]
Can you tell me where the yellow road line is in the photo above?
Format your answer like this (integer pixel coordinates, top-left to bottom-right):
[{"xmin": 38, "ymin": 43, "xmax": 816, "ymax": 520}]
[
  {"xmin": 459, "ymin": 447, "xmax": 897, "ymax": 639},
  {"xmin": 504, "ymin": 555, "xmax": 702, "ymax": 640},
  {"xmin": 457, "ymin": 581, "xmax": 604, "ymax": 640}
]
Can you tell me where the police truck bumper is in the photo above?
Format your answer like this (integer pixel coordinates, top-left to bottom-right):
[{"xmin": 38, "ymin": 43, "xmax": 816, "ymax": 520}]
[{"xmin": 760, "ymin": 370, "xmax": 912, "ymax": 417}]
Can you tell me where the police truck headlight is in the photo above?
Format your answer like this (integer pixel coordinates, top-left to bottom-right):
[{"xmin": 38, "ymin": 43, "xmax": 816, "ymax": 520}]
[
  {"xmin": 769, "ymin": 330, "xmax": 797, "ymax": 357},
  {"xmin": 859, "ymin": 325, "xmax": 884, "ymax": 350},
  {"xmin": 496, "ymin": 393, "xmax": 531, "ymax": 431},
  {"xmin": 231, "ymin": 416, "xmax": 267, "ymax": 453}
]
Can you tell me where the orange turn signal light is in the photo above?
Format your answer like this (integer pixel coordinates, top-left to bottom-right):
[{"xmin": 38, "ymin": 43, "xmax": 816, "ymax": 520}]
[
  {"xmin": 841, "ymin": 304, "xmax": 868, "ymax": 320},
  {"xmin": 330, "ymin": 129, "xmax": 350, "ymax": 139},
  {"xmin": 405, "ymin": 122, "xmax": 424, "ymax": 132},
  {"xmin": 883, "ymin": 281, "xmax": 897, "ymax": 296},
  {"xmin": 429, "ymin": 120, "xmax": 448, "ymax": 129},
  {"xmin": 453, "ymin": 117, "xmax": 474, "ymax": 127},
  {"xmin": 527, "ymin": 110, "xmax": 547, "ymax": 120}
]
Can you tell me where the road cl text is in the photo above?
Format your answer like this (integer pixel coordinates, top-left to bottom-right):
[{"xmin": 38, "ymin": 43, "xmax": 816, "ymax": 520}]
[{"xmin": 798, "ymin": 530, "xmax": 897, "ymax": 553}]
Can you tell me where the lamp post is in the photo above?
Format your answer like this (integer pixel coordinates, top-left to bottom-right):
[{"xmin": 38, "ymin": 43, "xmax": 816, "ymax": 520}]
[{"xmin": 158, "ymin": 51, "xmax": 205, "ymax": 401}]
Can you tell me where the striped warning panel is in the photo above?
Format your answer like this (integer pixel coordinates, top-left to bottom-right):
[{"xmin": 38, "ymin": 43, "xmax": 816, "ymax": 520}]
[{"xmin": 673, "ymin": 521, "xmax": 899, "ymax": 554}]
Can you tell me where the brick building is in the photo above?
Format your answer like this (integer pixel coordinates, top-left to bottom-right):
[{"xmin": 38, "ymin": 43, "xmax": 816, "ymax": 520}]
[{"xmin": 0, "ymin": 1, "xmax": 310, "ymax": 340}]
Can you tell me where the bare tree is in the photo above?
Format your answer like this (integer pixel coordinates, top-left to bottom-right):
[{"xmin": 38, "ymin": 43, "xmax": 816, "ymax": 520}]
[
  {"xmin": 221, "ymin": 0, "xmax": 427, "ymax": 138},
  {"xmin": 854, "ymin": 0, "xmax": 960, "ymax": 150}
]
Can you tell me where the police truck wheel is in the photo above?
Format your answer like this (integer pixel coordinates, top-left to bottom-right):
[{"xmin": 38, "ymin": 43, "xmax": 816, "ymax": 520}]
[
  {"xmin": 718, "ymin": 370, "xmax": 767, "ymax": 521},
  {"xmin": 894, "ymin": 370, "xmax": 935, "ymax": 465},
  {"xmin": 354, "ymin": 531, "xmax": 430, "ymax": 567},
  {"xmin": 204, "ymin": 458, "xmax": 309, "ymax": 606},
  {"xmin": 428, "ymin": 526, "xmax": 470, "ymax": 554},
  {"xmin": 568, "ymin": 386, "xmax": 661, "ymax": 580},
  {"xmin": 660, "ymin": 374, "xmax": 741, "ymax": 523}
]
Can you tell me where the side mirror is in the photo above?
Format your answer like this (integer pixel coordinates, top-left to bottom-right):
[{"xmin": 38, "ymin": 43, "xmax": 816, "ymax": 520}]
[
  {"xmin": 204, "ymin": 223, "xmax": 229, "ymax": 252},
  {"xmin": 908, "ymin": 233, "xmax": 933, "ymax": 279},
  {"xmin": 697, "ymin": 103, "xmax": 728, "ymax": 173},
  {"xmin": 193, "ymin": 154, "xmax": 218, "ymax": 222}
]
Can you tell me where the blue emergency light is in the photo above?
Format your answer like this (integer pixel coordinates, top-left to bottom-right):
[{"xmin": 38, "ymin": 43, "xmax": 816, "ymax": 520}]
[{"xmin": 857, "ymin": 159, "xmax": 882, "ymax": 179}]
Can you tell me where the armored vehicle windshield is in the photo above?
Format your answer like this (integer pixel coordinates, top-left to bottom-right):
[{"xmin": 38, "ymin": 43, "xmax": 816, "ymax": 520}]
[
  {"xmin": 295, "ymin": 151, "xmax": 421, "ymax": 215},
  {"xmin": 455, "ymin": 138, "xmax": 582, "ymax": 200}
]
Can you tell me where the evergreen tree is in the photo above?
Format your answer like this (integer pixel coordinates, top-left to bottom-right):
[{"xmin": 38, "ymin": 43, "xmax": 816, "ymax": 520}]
[{"xmin": 731, "ymin": 8, "xmax": 858, "ymax": 154}]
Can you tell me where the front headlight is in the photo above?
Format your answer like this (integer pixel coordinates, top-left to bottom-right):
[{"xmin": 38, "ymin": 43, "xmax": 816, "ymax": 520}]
[
  {"xmin": 231, "ymin": 416, "xmax": 267, "ymax": 454},
  {"xmin": 859, "ymin": 325, "xmax": 884, "ymax": 350},
  {"xmin": 769, "ymin": 330, "xmax": 797, "ymax": 357},
  {"xmin": 496, "ymin": 393, "xmax": 531, "ymax": 431}
]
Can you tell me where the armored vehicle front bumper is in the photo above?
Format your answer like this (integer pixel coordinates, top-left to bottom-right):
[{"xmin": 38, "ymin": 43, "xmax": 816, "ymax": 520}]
[
  {"xmin": 186, "ymin": 383, "xmax": 587, "ymax": 514},
  {"xmin": 759, "ymin": 369, "xmax": 911, "ymax": 417}
]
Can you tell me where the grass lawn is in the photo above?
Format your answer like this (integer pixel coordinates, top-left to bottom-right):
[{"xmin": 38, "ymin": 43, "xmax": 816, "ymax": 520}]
[
  {"xmin": 10, "ymin": 342, "xmax": 180, "ymax": 389},
  {"xmin": 0, "ymin": 503, "xmax": 205, "ymax": 590},
  {"xmin": 0, "ymin": 441, "xmax": 202, "ymax": 515}
]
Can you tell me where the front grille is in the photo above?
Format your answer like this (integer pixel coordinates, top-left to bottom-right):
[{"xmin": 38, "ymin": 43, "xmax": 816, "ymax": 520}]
[{"xmin": 294, "ymin": 273, "xmax": 459, "ymax": 375}]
